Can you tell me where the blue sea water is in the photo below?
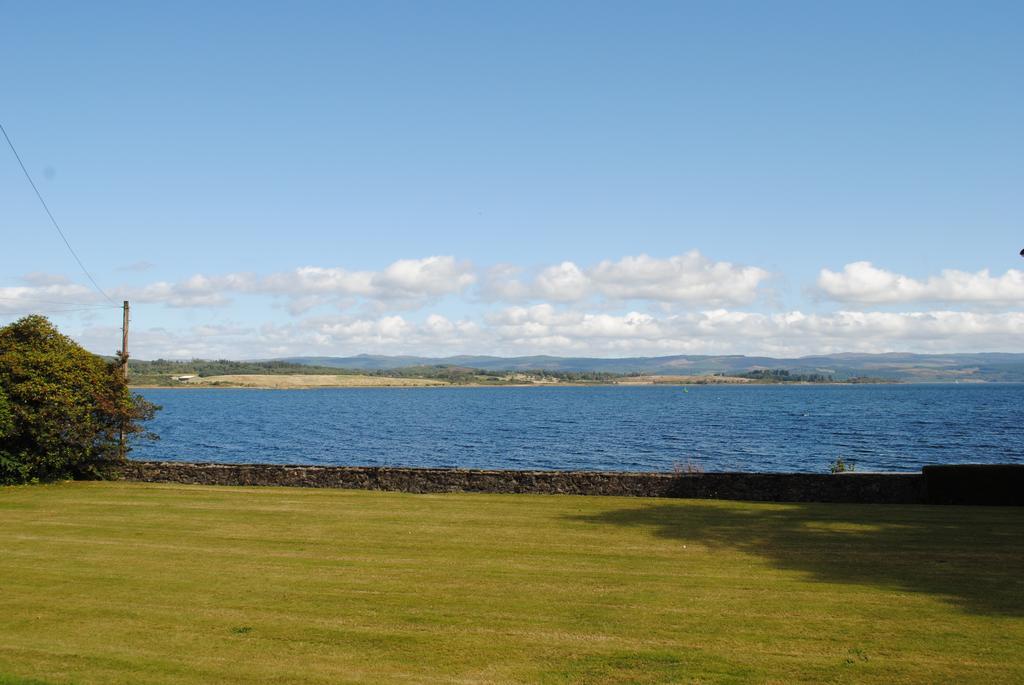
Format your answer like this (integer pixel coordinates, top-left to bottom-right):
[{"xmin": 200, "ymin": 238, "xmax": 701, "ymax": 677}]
[{"xmin": 132, "ymin": 384, "xmax": 1023, "ymax": 473}]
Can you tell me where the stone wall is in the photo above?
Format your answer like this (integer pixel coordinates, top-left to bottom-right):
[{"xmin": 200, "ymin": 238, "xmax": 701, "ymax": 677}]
[
  {"xmin": 922, "ymin": 464, "xmax": 1024, "ymax": 506},
  {"xmin": 121, "ymin": 461, "xmax": 926, "ymax": 504}
]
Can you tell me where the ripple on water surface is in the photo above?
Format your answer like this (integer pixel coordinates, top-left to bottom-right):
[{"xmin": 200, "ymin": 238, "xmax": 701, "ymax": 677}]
[{"xmin": 132, "ymin": 384, "xmax": 1024, "ymax": 472}]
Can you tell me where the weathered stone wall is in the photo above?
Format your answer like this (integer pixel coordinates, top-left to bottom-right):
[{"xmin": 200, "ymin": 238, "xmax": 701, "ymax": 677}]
[
  {"xmin": 121, "ymin": 460, "xmax": 926, "ymax": 504},
  {"xmin": 922, "ymin": 464, "xmax": 1024, "ymax": 506}
]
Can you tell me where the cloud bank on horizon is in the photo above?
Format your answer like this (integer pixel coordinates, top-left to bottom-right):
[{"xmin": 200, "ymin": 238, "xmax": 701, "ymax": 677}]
[{"xmin": 3, "ymin": 251, "xmax": 1023, "ymax": 359}]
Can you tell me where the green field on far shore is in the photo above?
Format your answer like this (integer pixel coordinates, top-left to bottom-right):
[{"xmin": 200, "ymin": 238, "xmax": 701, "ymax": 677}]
[{"xmin": 1, "ymin": 482, "xmax": 1022, "ymax": 684}]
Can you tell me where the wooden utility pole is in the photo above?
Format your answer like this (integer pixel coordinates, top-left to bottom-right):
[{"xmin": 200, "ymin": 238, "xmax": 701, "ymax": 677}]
[
  {"xmin": 119, "ymin": 300, "xmax": 129, "ymax": 461},
  {"xmin": 121, "ymin": 300, "xmax": 130, "ymax": 380}
]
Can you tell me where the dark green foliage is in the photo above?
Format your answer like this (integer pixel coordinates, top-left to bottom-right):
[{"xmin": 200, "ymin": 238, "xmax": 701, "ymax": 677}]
[
  {"xmin": 129, "ymin": 358, "xmax": 895, "ymax": 386},
  {"xmin": 128, "ymin": 358, "xmax": 378, "ymax": 385},
  {"xmin": 363, "ymin": 365, "xmax": 624, "ymax": 384},
  {"xmin": 0, "ymin": 316, "xmax": 159, "ymax": 484},
  {"xmin": 128, "ymin": 358, "xmax": 626, "ymax": 385},
  {"xmin": 735, "ymin": 368, "xmax": 835, "ymax": 383},
  {"xmin": 0, "ymin": 387, "xmax": 29, "ymax": 484},
  {"xmin": 0, "ymin": 389, "xmax": 11, "ymax": 438},
  {"xmin": 129, "ymin": 358, "xmax": 366, "ymax": 378},
  {"xmin": 829, "ymin": 457, "xmax": 856, "ymax": 473}
]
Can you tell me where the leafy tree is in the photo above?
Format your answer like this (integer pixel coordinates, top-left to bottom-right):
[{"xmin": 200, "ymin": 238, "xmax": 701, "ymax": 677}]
[
  {"xmin": 0, "ymin": 388, "xmax": 11, "ymax": 437},
  {"xmin": 0, "ymin": 387, "xmax": 27, "ymax": 483},
  {"xmin": 0, "ymin": 316, "xmax": 159, "ymax": 484}
]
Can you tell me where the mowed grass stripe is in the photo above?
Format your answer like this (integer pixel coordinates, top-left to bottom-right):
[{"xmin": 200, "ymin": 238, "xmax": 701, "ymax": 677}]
[{"xmin": 1, "ymin": 481, "xmax": 1022, "ymax": 684}]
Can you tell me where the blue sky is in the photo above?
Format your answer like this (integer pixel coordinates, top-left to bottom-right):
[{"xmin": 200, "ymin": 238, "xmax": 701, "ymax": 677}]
[{"xmin": 2, "ymin": 1, "xmax": 1022, "ymax": 358}]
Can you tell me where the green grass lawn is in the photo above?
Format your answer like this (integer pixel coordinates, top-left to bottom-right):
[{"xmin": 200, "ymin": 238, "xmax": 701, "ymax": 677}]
[{"xmin": 1, "ymin": 482, "xmax": 1022, "ymax": 684}]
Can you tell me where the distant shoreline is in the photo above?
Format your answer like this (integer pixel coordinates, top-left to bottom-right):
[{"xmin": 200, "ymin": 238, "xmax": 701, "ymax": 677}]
[
  {"xmin": 128, "ymin": 353, "xmax": 1023, "ymax": 385},
  {"xmin": 129, "ymin": 378, "xmax": 915, "ymax": 390}
]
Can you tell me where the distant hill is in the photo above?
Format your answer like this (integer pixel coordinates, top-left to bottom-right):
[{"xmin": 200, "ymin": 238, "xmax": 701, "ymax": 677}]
[{"xmin": 277, "ymin": 353, "xmax": 1024, "ymax": 382}]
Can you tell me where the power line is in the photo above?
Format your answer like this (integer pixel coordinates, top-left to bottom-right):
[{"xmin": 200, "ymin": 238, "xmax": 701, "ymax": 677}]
[
  {"xmin": 0, "ymin": 121, "xmax": 117, "ymax": 305},
  {"xmin": 0, "ymin": 307, "xmax": 114, "ymax": 316},
  {"xmin": 0, "ymin": 295, "xmax": 117, "ymax": 308}
]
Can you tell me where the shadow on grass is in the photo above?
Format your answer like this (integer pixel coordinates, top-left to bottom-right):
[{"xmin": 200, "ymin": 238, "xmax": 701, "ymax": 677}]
[{"xmin": 572, "ymin": 501, "xmax": 1024, "ymax": 617}]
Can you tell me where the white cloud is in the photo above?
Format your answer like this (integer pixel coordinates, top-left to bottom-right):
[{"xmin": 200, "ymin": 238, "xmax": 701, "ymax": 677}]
[
  {"xmin": 258, "ymin": 257, "xmax": 474, "ymax": 301},
  {"xmin": 260, "ymin": 266, "xmax": 374, "ymax": 297},
  {"xmin": 818, "ymin": 262, "xmax": 1024, "ymax": 305},
  {"xmin": 130, "ymin": 274, "xmax": 256, "ymax": 308},
  {"xmin": 74, "ymin": 323, "xmax": 258, "ymax": 360},
  {"xmin": 10, "ymin": 254, "xmax": 1024, "ymax": 359},
  {"xmin": 590, "ymin": 252, "xmax": 770, "ymax": 304},
  {"xmin": 69, "ymin": 306, "xmax": 1022, "ymax": 360},
  {"xmin": 0, "ymin": 282, "xmax": 100, "ymax": 314},
  {"xmin": 15, "ymin": 252, "xmax": 762, "ymax": 316},
  {"xmin": 483, "ymin": 251, "xmax": 770, "ymax": 306},
  {"xmin": 117, "ymin": 256, "xmax": 476, "ymax": 311},
  {"xmin": 316, "ymin": 315, "xmax": 413, "ymax": 344},
  {"xmin": 483, "ymin": 306, "xmax": 1024, "ymax": 356},
  {"xmin": 480, "ymin": 265, "xmax": 531, "ymax": 301},
  {"xmin": 535, "ymin": 262, "xmax": 590, "ymax": 301},
  {"xmin": 371, "ymin": 256, "xmax": 476, "ymax": 299}
]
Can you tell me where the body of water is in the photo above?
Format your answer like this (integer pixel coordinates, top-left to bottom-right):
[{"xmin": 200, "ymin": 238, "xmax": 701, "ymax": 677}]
[{"xmin": 132, "ymin": 384, "xmax": 1023, "ymax": 473}]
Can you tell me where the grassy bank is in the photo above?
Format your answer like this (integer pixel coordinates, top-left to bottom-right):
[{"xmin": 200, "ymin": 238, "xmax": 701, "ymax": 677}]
[{"xmin": 1, "ymin": 483, "xmax": 1022, "ymax": 684}]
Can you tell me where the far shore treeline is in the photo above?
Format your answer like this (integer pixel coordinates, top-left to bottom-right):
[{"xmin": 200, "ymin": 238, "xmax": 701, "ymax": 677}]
[
  {"xmin": 127, "ymin": 358, "xmax": 852, "ymax": 387},
  {"xmin": 126, "ymin": 352, "xmax": 1024, "ymax": 384},
  {"xmin": 128, "ymin": 358, "xmax": 629, "ymax": 386}
]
